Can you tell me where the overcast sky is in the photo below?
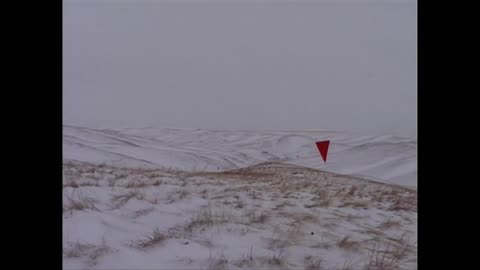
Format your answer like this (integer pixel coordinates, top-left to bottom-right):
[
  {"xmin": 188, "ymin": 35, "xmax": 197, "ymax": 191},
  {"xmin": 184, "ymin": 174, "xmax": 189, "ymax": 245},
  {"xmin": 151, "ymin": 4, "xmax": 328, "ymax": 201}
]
[{"xmin": 63, "ymin": 0, "xmax": 416, "ymax": 137}]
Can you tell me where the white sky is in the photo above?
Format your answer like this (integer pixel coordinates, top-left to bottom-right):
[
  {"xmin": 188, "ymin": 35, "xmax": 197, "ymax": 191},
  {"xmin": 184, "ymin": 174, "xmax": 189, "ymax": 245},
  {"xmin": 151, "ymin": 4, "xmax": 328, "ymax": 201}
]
[{"xmin": 63, "ymin": 0, "xmax": 417, "ymax": 137}]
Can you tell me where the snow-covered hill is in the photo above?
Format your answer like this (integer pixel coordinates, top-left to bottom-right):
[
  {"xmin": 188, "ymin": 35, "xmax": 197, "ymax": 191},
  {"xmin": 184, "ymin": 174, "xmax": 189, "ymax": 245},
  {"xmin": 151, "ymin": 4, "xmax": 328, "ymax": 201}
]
[{"xmin": 63, "ymin": 125, "xmax": 416, "ymax": 187}]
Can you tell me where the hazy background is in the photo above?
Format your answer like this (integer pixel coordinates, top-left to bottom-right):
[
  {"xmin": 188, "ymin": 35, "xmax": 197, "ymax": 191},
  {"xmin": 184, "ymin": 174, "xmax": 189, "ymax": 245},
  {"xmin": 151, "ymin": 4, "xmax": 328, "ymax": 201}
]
[{"xmin": 63, "ymin": 0, "xmax": 417, "ymax": 138}]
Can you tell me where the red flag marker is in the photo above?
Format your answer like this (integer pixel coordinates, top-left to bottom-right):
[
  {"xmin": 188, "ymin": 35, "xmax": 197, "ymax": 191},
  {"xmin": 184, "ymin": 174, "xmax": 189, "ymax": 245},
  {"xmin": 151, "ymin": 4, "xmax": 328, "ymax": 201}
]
[{"xmin": 315, "ymin": 140, "xmax": 330, "ymax": 163}]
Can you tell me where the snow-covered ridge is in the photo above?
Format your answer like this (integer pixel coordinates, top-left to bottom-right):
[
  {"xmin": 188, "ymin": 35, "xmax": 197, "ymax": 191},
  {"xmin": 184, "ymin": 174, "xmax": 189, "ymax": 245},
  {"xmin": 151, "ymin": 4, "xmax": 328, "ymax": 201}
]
[{"xmin": 63, "ymin": 125, "xmax": 416, "ymax": 187}]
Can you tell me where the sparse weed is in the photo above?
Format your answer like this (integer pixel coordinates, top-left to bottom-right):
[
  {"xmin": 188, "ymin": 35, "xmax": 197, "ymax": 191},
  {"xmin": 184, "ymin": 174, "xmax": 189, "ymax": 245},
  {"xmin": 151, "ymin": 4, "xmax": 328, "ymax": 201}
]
[
  {"xmin": 131, "ymin": 228, "xmax": 167, "ymax": 249},
  {"xmin": 304, "ymin": 255, "xmax": 323, "ymax": 270},
  {"xmin": 64, "ymin": 193, "xmax": 98, "ymax": 212}
]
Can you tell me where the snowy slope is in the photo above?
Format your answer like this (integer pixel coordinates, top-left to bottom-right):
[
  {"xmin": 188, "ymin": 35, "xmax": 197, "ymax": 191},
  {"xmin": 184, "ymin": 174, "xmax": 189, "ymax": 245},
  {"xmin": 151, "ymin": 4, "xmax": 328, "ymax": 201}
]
[
  {"xmin": 63, "ymin": 126, "xmax": 417, "ymax": 269},
  {"xmin": 63, "ymin": 161, "xmax": 417, "ymax": 270},
  {"xmin": 63, "ymin": 125, "xmax": 416, "ymax": 187}
]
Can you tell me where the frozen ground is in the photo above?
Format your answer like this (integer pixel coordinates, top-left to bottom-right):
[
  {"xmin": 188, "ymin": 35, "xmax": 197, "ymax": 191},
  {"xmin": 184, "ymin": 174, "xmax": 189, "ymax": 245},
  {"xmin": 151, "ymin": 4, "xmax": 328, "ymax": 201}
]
[{"xmin": 63, "ymin": 126, "xmax": 417, "ymax": 269}]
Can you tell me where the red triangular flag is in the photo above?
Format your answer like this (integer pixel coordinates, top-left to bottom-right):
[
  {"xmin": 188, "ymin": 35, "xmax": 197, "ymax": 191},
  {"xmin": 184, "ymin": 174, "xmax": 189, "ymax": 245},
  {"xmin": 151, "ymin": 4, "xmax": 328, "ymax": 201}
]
[{"xmin": 315, "ymin": 140, "xmax": 330, "ymax": 163}]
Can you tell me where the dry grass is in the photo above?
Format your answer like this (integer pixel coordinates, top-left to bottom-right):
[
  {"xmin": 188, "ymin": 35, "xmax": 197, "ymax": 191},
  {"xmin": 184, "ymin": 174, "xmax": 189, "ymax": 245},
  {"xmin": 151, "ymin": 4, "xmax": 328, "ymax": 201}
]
[
  {"xmin": 313, "ymin": 188, "xmax": 329, "ymax": 197},
  {"xmin": 107, "ymin": 178, "xmax": 116, "ymax": 187},
  {"xmin": 378, "ymin": 217, "xmax": 402, "ymax": 230},
  {"xmin": 111, "ymin": 190, "xmax": 144, "ymax": 208},
  {"xmin": 283, "ymin": 211, "xmax": 319, "ymax": 224},
  {"xmin": 337, "ymin": 235, "xmax": 359, "ymax": 250},
  {"xmin": 273, "ymin": 200, "xmax": 295, "ymax": 210},
  {"xmin": 365, "ymin": 240, "xmax": 412, "ymax": 270},
  {"xmin": 166, "ymin": 226, "xmax": 190, "ymax": 240},
  {"xmin": 234, "ymin": 199, "xmax": 244, "ymax": 209},
  {"xmin": 310, "ymin": 242, "xmax": 333, "ymax": 250},
  {"xmin": 265, "ymin": 236, "xmax": 291, "ymax": 250},
  {"xmin": 305, "ymin": 198, "xmax": 331, "ymax": 208},
  {"xmin": 63, "ymin": 239, "xmax": 112, "ymax": 264},
  {"xmin": 285, "ymin": 224, "xmax": 305, "ymax": 244},
  {"xmin": 64, "ymin": 241, "xmax": 96, "ymax": 258},
  {"xmin": 165, "ymin": 193, "xmax": 176, "ymax": 204},
  {"xmin": 347, "ymin": 186, "xmax": 358, "ymax": 196},
  {"xmin": 366, "ymin": 228, "xmax": 385, "ymax": 238},
  {"xmin": 207, "ymin": 252, "xmax": 229, "ymax": 270},
  {"xmin": 388, "ymin": 200, "xmax": 415, "ymax": 212},
  {"xmin": 299, "ymin": 212, "xmax": 319, "ymax": 223},
  {"xmin": 64, "ymin": 193, "xmax": 98, "ymax": 212},
  {"xmin": 179, "ymin": 178, "xmax": 187, "ymax": 187},
  {"xmin": 387, "ymin": 234, "xmax": 413, "ymax": 261},
  {"xmin": 335, "ymin": 188, "xmax": 347, "ymax": 197},
  {"xmin": 244, "ymin": 209, "xmax": 270, "ymax": 224},
  {"xmin": 126, "ymin": 180, "xmax": 149, "ymax": 189},
  {"xmin": 189, "ymin": 169, "xmax": 273, "ymax": 180},
  {"xmin": 78, "ymin": 181, "xmax": 100, "ymax": 187},
  {"xmin": 147, "ymin": 172, "xmax": 163, "ymax": 178},
  {"xmin": 232, "ymin": 248, "xmax": 286, "ymax": 268},
  {"xmin": 113, "ymin": 173, "xmax": 128, "ymax": 180},
  {"xmin": 265, "ymin": 225, "xmax": 303, "ymax": 250},
  {"xmin": 64, "ymin": 181, "xmax": 79, "ymax": 188},
  {"xmin": 131, "ymin": 228, "xmax": 167, "ymax": 249},
  {"xmin": 130, "ymin": 207, "xmax": 155, "ymax": 219},
  {"xmin": 345, "ymin": 213, "xmax": 364, "ymax": 222},
  {"xmin": 341, "ymin": 199, "xmax": 370, "ymax": 209},
  {"xmin": 366, "ymin": 248, "xmax": 400, "ymax": 269},
  {"xmin": 304, "ymin": 255, "xmax": 323, "ymax": 270},
  {"xmin": 210, "ymin": 194, "xmax": 226, "ymax": 200},
  {"xmin": 341, "ymin": 257, "xmax": 355, "ymax": 270},
  {"xmin": 88, "ymin": 242, "xmax": 113, "ymax": 262},
  {"xmin": 200, "ymin": 188, "xmax": 209, "ymax": 199},
  {"xmin": 258, "ymin": 250, "xmax": 286, "ymax": 266},
  {"xmin": 184, "ymin": 207, "xmax": 231, "ymax": 233},
  {"xmin": 247, "ymin": 190, "xmax": 261, "ymax": 200},
  {"xmin": 175, "ymin": 188, "xmax": 189, "ymax": 199},
  {"xmin": 233, "ymin": 247, "xmax": 255, "ymax": 268}
]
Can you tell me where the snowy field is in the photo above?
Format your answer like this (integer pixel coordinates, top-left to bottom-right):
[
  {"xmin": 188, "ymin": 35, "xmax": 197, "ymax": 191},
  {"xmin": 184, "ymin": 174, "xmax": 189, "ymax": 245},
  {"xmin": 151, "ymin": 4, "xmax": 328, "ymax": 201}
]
[{"xmin": 63, "ymin": 125, "xmax": 417, "ymax": 269}]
